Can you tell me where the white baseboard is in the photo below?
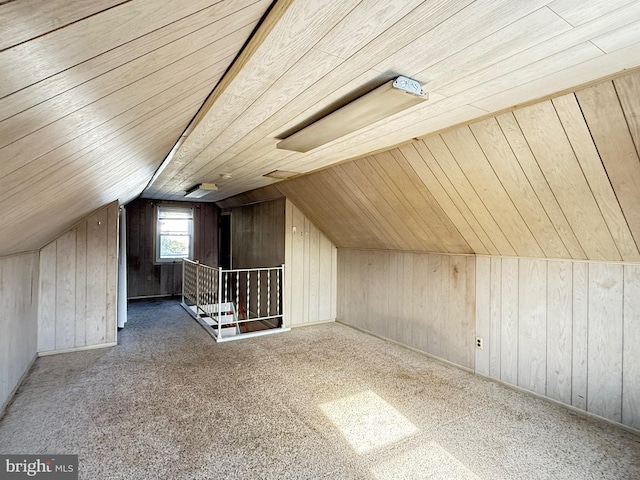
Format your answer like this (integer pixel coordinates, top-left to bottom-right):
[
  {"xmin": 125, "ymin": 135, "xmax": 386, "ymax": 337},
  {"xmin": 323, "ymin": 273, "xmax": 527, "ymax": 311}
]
[
  {"xmin": 38, "ymin": 342, "xmax": 117, "ymax": 356},
  {"xmin": 289, "ymin": 318, "xmax": 336, "ymax": 328}
]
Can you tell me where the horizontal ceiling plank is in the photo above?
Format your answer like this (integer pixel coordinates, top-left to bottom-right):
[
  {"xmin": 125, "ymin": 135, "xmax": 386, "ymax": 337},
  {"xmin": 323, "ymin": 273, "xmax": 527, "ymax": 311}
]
[
  {"xmin": 0, "ymin": 58, "xmax": 224, "ymax": 202},
  {"xmin": 0, "ymin": 18, "xmax": 259, "ymax": 150},
  {"xmin": 548, "ymin": 0, "xmax": 636, "ymax": 27},
  {"xmin": 0, "ymin": 0, "xmax": 129, "ymax": 51},
  {"xmin": 0, "ymin": 0, "xmax": 239, "ymax": 97},
  {"xmin": 373, "ymin": 0, "xmax": 553, "ymax": 80},
  {"xmin": 0, "ymin": 34, "xmax": 241, "ymax": 179},
  {"xmin": 0, "ymin": 0, "xmax": 262, "ymax": 122},
  {"xmin": 471, "ymin": 41, "xmax": 640, "ymax": 112}
]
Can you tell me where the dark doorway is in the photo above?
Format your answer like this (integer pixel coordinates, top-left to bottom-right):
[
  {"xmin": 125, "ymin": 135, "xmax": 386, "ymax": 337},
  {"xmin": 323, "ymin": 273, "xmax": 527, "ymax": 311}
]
[{"xmin": 219, "ymin": 212, "xmax": 231, "ymax": 269}]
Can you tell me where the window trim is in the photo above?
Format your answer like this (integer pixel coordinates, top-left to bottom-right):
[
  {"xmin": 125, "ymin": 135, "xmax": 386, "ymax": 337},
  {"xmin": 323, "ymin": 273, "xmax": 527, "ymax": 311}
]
[{"xmin": 155, "ymin": 205, "xmax": 194, "ymax": 264}]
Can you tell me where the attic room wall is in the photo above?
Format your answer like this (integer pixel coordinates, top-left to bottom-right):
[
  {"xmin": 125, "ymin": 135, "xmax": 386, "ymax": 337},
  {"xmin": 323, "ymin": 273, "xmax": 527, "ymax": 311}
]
[
  {"xmin": 337, "ymin": 249, "xmax": 475, "ymax": 370},
  {"xmin": 126, "ymin": 198, "xmax": 218, "ymax": 298},
  {"xmin": 230, "ymin": 198, "xmax": 285, "ymax": 269},
  {"xmin": 0, "ymin": 252, "xmax": 38, "ymax": 416},
  {"xmin": 227, "ymin": 198, "xmax": 337, "ymax": 326},
  {"xmin": 38, "ymin": 201, "xmax": 119, "ymax": 354},
  {"xmin": 285, "ymin": 200, "xmax": 337, "ymax": 326},
  {"xmin": 476, "ymin": 257, "xmax": 640, "ymax": 430}
]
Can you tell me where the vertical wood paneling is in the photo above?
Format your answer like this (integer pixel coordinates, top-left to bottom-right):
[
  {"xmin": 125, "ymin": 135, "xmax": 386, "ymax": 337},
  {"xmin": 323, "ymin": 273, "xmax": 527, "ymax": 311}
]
[
  {"xmin": 37, "ymin": 201, "xmax": 118, "ymax": 353},
  {"xmin": 571, "ymin": 261, "xmax": 589, "ymax": 410},
  {"xmin": 55, "ymin": 231, "xmax": 76, "ymax": 350},
  {"xmin": 411, "ymin": 253, "xmax": 428, "ymax": 351},
  {"xmin": 75, "ymin": 222, "xmax": 87, "ymax": 347},
  {"xmin": 1, "ymin": 252, "xmax": 38, "ymax": 412},
  {"xmin": 86, "ymin": 208, "xmax": 108, "ymax": 345},
  {"xmin": 517, "ymin": 259, "xmax": 547, "ymax": 395},
  {"xmin": 37, "ymin": 243, "xmax": 57, "ymax": 353},
  {"xmin": 500, "ymin": 258, "xmax": 519, "ymax": 385},
  {"xmin": 478, "ymin": 255, "xmax": 638, "ymax": 429},
  {"xmin": 338, "ymin": 249, "xmax": 476, "ymax": 369},
  {"xmin": 587, "ymin": 263, "xmax": 624, "ymax": 422},
  {"xmin": 546, "ymin": 260, "xmax": 573, "ymax": 404},
  {"xmin": 283, "ymin": 201, "xmax": 336, "ymax": 326},
  {"xmin": 426, "ymin": 254, "xmax": 446, "ymax": 358},
  {"xmin": 475, "ymin": 257, "xmax": 491, "ymax": 376},
  {"xmin": 489, "ymin": 257, "xmax": 502, "ymax": 378},
  {"xmin": 622, "ymin": 264, "xmax": 640, "ymax": 428}
]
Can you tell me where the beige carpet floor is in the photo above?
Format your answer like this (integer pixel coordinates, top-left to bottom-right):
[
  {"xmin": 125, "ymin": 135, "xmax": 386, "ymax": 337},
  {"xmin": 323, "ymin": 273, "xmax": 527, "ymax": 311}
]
[{"xmin": 1, "ymin": 297, "xmax": 639, "ymax": 479}]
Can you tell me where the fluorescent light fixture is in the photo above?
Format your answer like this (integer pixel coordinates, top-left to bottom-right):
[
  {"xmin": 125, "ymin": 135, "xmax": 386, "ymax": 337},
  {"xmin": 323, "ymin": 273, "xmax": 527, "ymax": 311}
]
[
  {"xmin": 277, "ymin": 76, "xmax": 427, "ymax": 153},
  {"xmin": 184, "ymin": 183, "xmax": 218, "ymax": 198}
]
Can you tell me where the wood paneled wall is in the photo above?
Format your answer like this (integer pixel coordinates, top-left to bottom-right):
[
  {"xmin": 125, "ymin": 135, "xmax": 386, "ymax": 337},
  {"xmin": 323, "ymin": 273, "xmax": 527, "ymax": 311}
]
[
  {"xmin": 126, "ymin": 197, "xmax": 218, "ymax": 298},
  {"xmin": 38, "ymin": 201, "xmax": 119, "ymax": 354},
  {"xmin": 0, "ymin": 252, "xmax": 39, "ymax": 415},
  {"xmin": 476, "ymin": 257, "xmax": 640, "ymax": 429},
  {"xmin": 231, "ymin": 198, "xmax": 285, "ymax": 269},
  {"xmin": 285, "ymin": 200, "xmax": 337, "ymax": 326},
  {"xmin": 337, "ymin": 249, "xmax": 476, "ymax": 369}
]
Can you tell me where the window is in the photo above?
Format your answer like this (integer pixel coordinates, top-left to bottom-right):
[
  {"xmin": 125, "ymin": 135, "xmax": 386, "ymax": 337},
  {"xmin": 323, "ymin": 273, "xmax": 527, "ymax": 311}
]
[{"xmin": 156, "ymin": 206, "xmax": 194, "ymax": 262}]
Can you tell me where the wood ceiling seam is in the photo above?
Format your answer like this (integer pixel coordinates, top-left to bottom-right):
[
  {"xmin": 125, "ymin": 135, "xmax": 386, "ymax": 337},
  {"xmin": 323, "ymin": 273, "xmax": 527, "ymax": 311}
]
[
  {"xmin": 440, "ymin": 126, "xmax": 537, "ymax": 257},
  {"xmin": 0, "ymin": 77, "xmax": 213, "ymax": 206},
  {"xmin": 0, "ymin": 23, "xmax": 256, "ymax": 150},
  {"xmin": 552, "ymin": 91, "xmax": 638, "ymax": 261},
  {"xmin": 333, "ymin": 163, "xmax": 408, "ymax": 249},
  {"xmin": 469, "ymin": 118, "xmax": 570, "ymax": 259},
  {"xmin": 465, "ymin": 122, "xmax": 548, "ymax": 258},
  {"xmin": 366, "ymin": 153, "xmax": 445, "ymax": 252},
  {"xmin": 0, "ymin": 0, "xmax": 263, "ymax": 121},
  {"xmin": 1, "ymin": 93, "xmax": 204, "ymax": 227},
  {"xmin": 0, "ymin": 51, "xmax": 231, "ymax": 181},
  {"xmin": 387, "ymin": 148, "xmax": 473, "ymax": 254},
  {"xmin": 512, "ymin": 101, "xmax": 620, "ymax": 260},
  {"xmin": 424, "ymin": 135, "xmax": 510, "ymax": 256},
  {"xmin": 354, "ymin": 157, "xmax": 433, "ymax": 251},
  {"xmin": 395, "ymin": 144, "xmax": 477, "ymax": 254},
  {"xmin": 0, "ymin": 0, "xmax": 133, "ymax": 53}
]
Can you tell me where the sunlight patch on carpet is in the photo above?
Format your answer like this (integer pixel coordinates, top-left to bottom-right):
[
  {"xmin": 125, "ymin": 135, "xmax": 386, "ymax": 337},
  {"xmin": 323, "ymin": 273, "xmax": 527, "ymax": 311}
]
[{"xmin": 320, "ymin": 390, "xmax": 418, "ymax": 454}]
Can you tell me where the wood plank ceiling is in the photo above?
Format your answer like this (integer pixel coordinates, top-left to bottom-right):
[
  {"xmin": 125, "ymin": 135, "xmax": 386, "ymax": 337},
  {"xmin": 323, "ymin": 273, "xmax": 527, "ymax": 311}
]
[
  {"xmin": 220, "ymin": 69, "xmax": 640, "ymax": 262},
  {"xmin": 1, "ymin": 0, "xmax": 640, "ymax": 259},
  {"xmin": 144, "ymin": 0, "xmax": 640, "ymax": 204},
  {"xmin": 0, "ymin": 0, "xmax": 272, "ymax": 256}
]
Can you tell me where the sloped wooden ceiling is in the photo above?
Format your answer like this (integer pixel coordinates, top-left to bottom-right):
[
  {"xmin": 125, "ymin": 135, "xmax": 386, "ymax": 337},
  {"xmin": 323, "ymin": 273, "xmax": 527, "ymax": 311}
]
[
  {"xmin": 145, "ymin": 0, "xmax": 640, "ymax": 202},
  {"xmin": 0, "ymin": 0, "xmax": 273, "ymax": 256},
  {"xmin": 220, "ymin": 70, "xmax": 640, "ymax": 262}
]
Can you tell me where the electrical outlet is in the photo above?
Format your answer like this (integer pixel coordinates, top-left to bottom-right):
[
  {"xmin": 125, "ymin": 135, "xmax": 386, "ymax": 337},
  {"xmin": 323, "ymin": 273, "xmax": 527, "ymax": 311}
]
[{"xmin": 476, "ymin": 337, "xmax": 483, "ymax": 350}]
